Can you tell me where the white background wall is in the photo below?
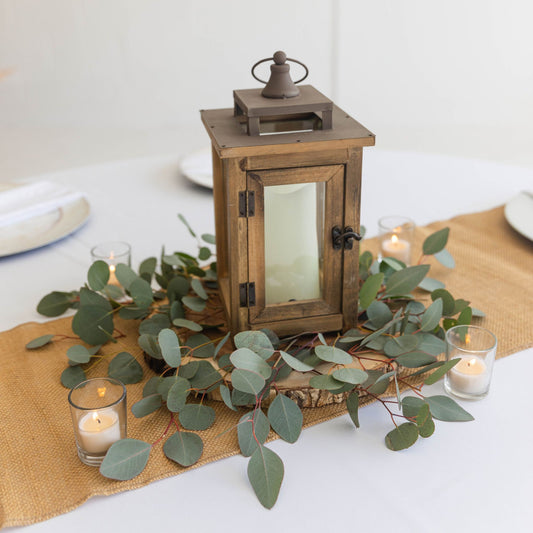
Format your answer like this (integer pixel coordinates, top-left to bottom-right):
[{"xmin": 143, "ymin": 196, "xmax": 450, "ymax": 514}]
[{"xmin": 0, "ymin": 0, "xmax": 532, "ymax": 179}]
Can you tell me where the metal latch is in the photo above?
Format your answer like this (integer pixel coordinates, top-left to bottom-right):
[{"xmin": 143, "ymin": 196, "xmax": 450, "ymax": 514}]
[{"xmin": 332, "ymin": 226, "xmax": 362, "ymax": 250}]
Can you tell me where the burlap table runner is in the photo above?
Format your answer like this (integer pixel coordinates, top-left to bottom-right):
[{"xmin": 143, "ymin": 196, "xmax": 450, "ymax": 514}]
[{"xmin": 0, "ymin": 205, "xmax": 532, "ymax": 528}]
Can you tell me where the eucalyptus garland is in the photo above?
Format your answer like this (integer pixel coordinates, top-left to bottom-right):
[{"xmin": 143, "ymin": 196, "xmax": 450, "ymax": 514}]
[{"xmin": 27, "ymin": 215, "xmax": 483, "ymax": 508}]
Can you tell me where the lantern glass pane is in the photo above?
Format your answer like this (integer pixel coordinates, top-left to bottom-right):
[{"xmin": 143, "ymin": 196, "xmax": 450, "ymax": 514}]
[{"xmin": 264, "ymin": 182, "xmax": 325, "ymax": 305}]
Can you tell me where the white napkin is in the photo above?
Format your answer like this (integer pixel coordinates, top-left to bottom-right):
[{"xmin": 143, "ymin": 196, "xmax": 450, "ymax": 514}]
[{"xmin": 0, "ymin": 181, "xmax": 85, "ymax": 228}]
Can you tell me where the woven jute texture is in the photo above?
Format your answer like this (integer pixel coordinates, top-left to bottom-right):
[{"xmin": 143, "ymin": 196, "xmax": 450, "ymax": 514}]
[{"xmin": 0, "ymin": 205, "xmax": 531, "ymax": 528}]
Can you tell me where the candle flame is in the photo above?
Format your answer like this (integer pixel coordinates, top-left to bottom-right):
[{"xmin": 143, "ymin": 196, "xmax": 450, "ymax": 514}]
[
  {"xmin": 109, "ymin": 264, "xmax": 116, "ymax": 274},
  {"xmin": 391, "ymin": 234, "xmax": 399, "ymax": 244},
  {"xmin": 467, "ymin": 358, "xmax": 477, "ymax": 367},
  {"xmin": 465, "ymin": 333, "xmax": 471, "ymax": 344},
  {"xmin": 92, "ymin": 412, "xmax": 101, "ymax": 424},
  {"xmin": 97, "ymin": 387, "xmax": 106, "ymax": 398}
]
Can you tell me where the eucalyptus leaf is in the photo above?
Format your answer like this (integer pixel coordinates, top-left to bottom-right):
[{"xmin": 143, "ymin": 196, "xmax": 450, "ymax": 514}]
[
  {"xmin": 188, "ymin": 360, "xmax": 221, "ymax": 391},
  {"xmin": 219, "ymin": 384, "xmax": 237, "ymax": 411},
  {"xmin": 424, "ymin": 358, "xmax": 460, "ymax": 385},
  {"xmin": 431, "ymin": 289, "xmax": 455, "ymax": 316},
  {"xmin": 415, "ymin": 332, "xmax": 446, "ymax": 356},
  {"xmin": 191, "ymin": 278, "xmax": 208, "ymax": 300},
  {"xmin": 385, "ymin": 265, "xmax": 430, "ymax": 297},
  {"xmin": 267, "ymin": 394, "xmax": 303, "ymax": 443},
  {"xmin": 332, "ymin": 367, "xmax": 368, "ymax": 385},
  {"xmin": 72, "ymin": 305, "xmax": 114, "ymax": 345},
  {"xmin": 402, "ymin": 396, "xmax": 427, "ymax": 418},
  {"xmin": 418, "ymin": 277, "xmax": 445, "ymax": 292},
  {"xmin": 66, "ymin": 345, "xmax": 92, "ymax": 364},
  {"xmin": 367, "ymin": 300, "xmax": 393, "ymax": 329},
  {"xmin": 88, "ymin": 260, "xmax": 110, "ymax": 291},
  {"xmin": 37, "ymin": 291, "xmax": 76, "ymax": 317},
  {"xmin": 238, "ymin": 410, "xmax": 271, "ymax": 457},
  {"xmin": 139, "ymin": 314, "xmax": 171, "ymax": 336},
  {"xmin": 131, "ymin": 394, "xmax": 163, "ymax": 418},
  {"xmin": 61, "ymin": 365, "xmax": 86, "ymax": 388},
  {"xmin": 414, "ymin": 403, "xmax": 435, "ymax": 438},
  {"xmin": 423, "ymin": 227, "xmax": 449, "ymax": 255},
  {"xmin": 142, "ymin": 376, "xmax": 160, "ymax": 397},
  {"xmin": 26, "ymin": 334, "xmax": 55, "ymax": 349},
  {"xmin": 182, "ymin": 296, "xmax": 207, "ymax": 313},
  {"xmin": 166, "ymin": 377, "xmax": 191, "ymax": 412},
  {"xmin": 163, "ymin": 431, "xmax": 204, "ymax": 467},
  {"xmin": 346, "ymin": 392, "xmax": 360, "ymax": 428},
  {"xmin": 279, "ymin": 350, "xmax": 314, "ymax": 372},
  {"xmin": 359, "ymin": 273, "xmax": 384, "ymax": 310},
  {"xmin": 115, "ymin": 263, "xmax": 138, "ymax": 290},
  {"xmin": 395, "ymin": 351, "xmax": 437, "ymax": 368},
  {"xmin": 471, "ymin": 307, "xmax": 486, "ymax": 318},
  {"xmin": 173, "ymin": 318, "xmax": 203, "ymax": 332},
  {"xmin": 178, "ymin": 403, "xmax": 216, "ymax": 431},
  {"xmin": 234, "ymin": 330, "xmax": 274, "ymax": 359},
  {"xmin": 247, "ymin": 445, "xmax": 284, "ymax": 509},
  {"xmin": 163, "ymin": 254, "xmax": 186, "ymax": 267},
  {"xmin": 170, "ymin": 300, "xmax": 185, "ymax": 321},
  {"xmin": 384, "ymin": 335, "xmax": 419, "ymax": 357},
  {"xmin": 201, "ymin": 233, "xmax": 216, "ymax": 244},
  {"xmin": 129, "ymin": 277, "xmax": 153, "ymax": 309},
  {"xmin": 230, "ymin": 348, "xmax": 272, "ymax": 379},
  {"xmin": 166, "ymin": 276, "xmax": 190, "ymax": 302},
  {"xmin": 99, "ymin": 439, "xmax": 151, "ymax": 480},
  {"xmin": 458, "ymin": 306, "xmax": 473, "ymax": 326},
  {"xmin": 434, "ymin": 248, "xmax": 455, "ymax": 268},
  {"xmin": 214, "ymin": 332, "xmax": 231, "ymax": 358},
  {"xmin": 139, "ymin": 257, "xmax": 157, "ymax": 279},
  {"xmin": 178, "ymin": 213, "xmax": 196, "ymax": 237},
  {"xmin": 385, "ymin": 422, "xmax": 419, "ymax": 451},
  {"xmin": 452, "ymin": 298, "xmax": 470, "ymax": 315},
  {"xmin": 158, "ymin": 328, "xmax": 181, "ymax": 368},
  {"xmin": 138, "ymin": 333, "xmax": 162, "ymax": 359},
  {"xmin": 420, "ymin": 298, "xmax": 443, "ymax": 332},
  {"xmin": 187, "ymin": 334, "xmax": 215, "ymax": 358},
  {"xmin": 314, "ymin": 345, "xmax": 352, "ymax": 365},
  {"xmin": 231, "ymin": 368, "xmax": 266, "ymax": 396},
  {"xmin": 108, "ymin": 352, "xmax": 143, "ymax": 384},
  {"xmin": 309, "ymin": 374, "xmax": 345, "ymax": 391},
  {"xmin": 79, "ymin": 287, "xmax": 112, "ymax": 309},
  {"xmin": 426, "ymin": 395, "xmax": 474, "ymax": 421}
]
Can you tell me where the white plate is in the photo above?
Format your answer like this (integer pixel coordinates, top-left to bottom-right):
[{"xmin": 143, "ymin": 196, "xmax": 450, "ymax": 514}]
[
  {"xmin": 0, "ymin": 183, "xmax": 90, "ymax": 257},
  {"xmin": 178, "ymin": 147, "xmax": 213, "ymax": 189},
  {"xmin": 504, "ymin": 191, "xmax": 533, "ymax": 241}
]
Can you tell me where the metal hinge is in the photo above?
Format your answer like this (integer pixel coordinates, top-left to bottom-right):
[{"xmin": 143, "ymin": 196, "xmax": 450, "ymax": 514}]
[
  {"xmin": 239, "ymin": 282, "xmax": 256, "ymax": 307},
  {"xmin": 238, "ymin": 191, "xmax": 255, "ymax": 217}
]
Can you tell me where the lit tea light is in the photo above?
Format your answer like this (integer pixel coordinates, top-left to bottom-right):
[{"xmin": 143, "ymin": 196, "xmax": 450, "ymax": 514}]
[
  {"xmin": 90, "ymin": 242, "xmax": 131, "ymax": 287},
  {"xmin": 78, "ymin": 409, "xmax": 121, "ymax": 454},
  {"xmin": 448, "ymin": 356, "xmax": 490, "ymax": 396},
  {"xmin": 381, "ymin": 232, "xmax": 411, "ymax": 264},
  {"xmin": 378, "ymin": 216, "xmax": 415, "ymax": 266}
]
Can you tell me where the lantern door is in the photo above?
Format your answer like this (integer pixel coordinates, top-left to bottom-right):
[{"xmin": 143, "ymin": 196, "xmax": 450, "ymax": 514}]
[{"xmin": 246, "ymin": 164, "xmax": 345, "ymax": 333}]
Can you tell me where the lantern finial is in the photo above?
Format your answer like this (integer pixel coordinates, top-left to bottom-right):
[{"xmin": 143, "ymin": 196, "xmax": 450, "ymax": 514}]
[{"xmin": 251, "ymin": 51, "xmax": 309, "ymax": 99}]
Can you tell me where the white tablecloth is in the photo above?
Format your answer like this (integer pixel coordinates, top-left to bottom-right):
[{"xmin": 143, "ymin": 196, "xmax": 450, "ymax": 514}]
[{"xmin": 2, "ymin": 149, "xmax": 532, "ymax": 533}]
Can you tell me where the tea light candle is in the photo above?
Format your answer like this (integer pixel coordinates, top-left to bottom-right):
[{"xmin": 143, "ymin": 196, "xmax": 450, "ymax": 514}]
[
  {"xmin": 108, "ymin": 263, "xmax": 119, "ymax": 286},
  {"xmin": 381, "ymin": 233, "xmax": 411, "ymax": 264},
  {"xmin": 78, "ymin": 409, "xmax": 121, "ymax": 454},
  {"xmin": 448, "ymin": 356, "xmax": 490, "ymax": 396}
]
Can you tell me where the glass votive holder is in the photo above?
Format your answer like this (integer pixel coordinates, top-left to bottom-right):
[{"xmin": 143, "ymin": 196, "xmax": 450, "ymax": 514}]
[
  {"xmin": 68, "ymin": 377, "xmax": 127, "ymax": 466},
  {"xmin": 90, "ymin": 241, "xmax": 131, "ymax": 286},
  {"xmin": 444, "ymin": 325, "xmax": 497, "ymax": 400},
  {"xmin": 378, "ymin": 216, "xmax": 415, "ymax": 266}
]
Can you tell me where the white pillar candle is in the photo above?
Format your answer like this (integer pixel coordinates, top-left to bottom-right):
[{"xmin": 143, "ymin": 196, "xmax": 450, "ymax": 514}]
[
  {"xmin": 381, "ymin": 234, "xmax": 411, "ymax": 264},
  {"xmin": 264, "ymin": 183, "xmax": 322, "ymax": 305},
  {"xmin": 78, "ymin": 409, "xmax": 121, "ymax": 454},
  {"xmin": 448, "ymin": 356, "xmax": 490, "ymax": 396}
]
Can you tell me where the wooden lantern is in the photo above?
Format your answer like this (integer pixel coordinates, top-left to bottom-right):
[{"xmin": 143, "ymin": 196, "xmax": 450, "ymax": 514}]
[{"xmin": 201, "ymin": 53, "xmax": 375, "ymax": 336}]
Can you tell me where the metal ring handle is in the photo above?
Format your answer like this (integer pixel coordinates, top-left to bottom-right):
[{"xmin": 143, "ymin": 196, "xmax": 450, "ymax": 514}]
[{"xmin": 251, "ymin": 57, "xmax": 309, "ymax": 85}]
